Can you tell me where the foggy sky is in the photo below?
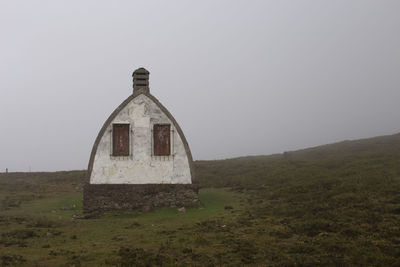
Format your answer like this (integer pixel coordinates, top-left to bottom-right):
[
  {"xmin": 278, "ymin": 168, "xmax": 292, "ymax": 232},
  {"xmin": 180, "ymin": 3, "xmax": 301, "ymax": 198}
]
[{"xmin": 1, "ymin": 0, "xmax": 399, "ymax": 172}]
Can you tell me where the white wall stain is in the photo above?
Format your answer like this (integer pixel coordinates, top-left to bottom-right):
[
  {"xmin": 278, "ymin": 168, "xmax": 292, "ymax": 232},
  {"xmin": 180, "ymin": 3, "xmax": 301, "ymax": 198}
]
[{"xmin": 90, "ymin": 94, "xmax": 192, "ymax": 184}]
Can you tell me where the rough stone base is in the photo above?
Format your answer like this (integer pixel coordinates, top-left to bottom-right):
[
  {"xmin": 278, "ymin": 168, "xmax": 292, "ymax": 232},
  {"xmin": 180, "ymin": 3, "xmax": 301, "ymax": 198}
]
[{"xmin": 83, "ymin": 184, "xmax": 200, "ymax": 213}]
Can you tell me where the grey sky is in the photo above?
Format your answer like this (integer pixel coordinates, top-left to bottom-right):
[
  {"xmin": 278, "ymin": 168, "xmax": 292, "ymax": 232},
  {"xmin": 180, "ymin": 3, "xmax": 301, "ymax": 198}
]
[{"xmin": 1, "ymin": 0, "xmax": 399, "ymax": 171}]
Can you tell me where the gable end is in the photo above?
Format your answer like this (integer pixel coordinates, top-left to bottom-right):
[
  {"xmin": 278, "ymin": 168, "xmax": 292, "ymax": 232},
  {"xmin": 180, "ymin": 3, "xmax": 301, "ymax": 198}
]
[{"xmin": 86, "ymin": 91, "xmax": 195, "ymax": 184}]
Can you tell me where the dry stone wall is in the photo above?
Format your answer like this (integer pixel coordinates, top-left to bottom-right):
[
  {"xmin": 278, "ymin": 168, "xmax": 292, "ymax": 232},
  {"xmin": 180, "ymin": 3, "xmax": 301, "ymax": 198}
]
[{"xmin": 83, "ymin": 184, "xmax": 200, "ymax": 213}]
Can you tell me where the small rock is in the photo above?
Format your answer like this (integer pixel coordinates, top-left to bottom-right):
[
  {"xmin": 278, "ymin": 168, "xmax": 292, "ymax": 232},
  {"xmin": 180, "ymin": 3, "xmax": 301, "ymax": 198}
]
[
  {"xmin": 178, "ymin": 207, "xmax": 186, "ymax": 213},
  {"xmin": 224, "ymin": 206, "xmax": 233, "ymax": 210},
  {"xmin": 46, "ymin": 232, "xmax": 53, "ymax": 237},
  {"xmin": 60, "ymin": 205, "xmax": 75, "ymax": 210}
]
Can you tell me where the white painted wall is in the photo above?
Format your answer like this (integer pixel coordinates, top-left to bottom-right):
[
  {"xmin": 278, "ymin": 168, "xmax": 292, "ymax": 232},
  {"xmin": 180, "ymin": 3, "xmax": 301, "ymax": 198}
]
[{"xmin": 90, "ymin": 94, "xmax": 192, "ymax": 184}]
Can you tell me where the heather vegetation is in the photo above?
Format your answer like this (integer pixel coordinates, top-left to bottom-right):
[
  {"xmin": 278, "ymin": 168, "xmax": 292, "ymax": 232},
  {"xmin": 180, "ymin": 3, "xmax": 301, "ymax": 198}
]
[{"xmin": 1, "ymin": 133, "xmax": 400, "ymax": 266}]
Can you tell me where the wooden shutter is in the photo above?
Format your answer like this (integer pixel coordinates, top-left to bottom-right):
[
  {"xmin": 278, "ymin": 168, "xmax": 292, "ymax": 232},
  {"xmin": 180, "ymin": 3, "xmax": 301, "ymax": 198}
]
[
  {"xmin": 113, "ymin": 124, "xmax": 130, "ymax": 156},
  {"xmin": 153, "ymin": 124, "xmax": 170, "ymax": 156}
]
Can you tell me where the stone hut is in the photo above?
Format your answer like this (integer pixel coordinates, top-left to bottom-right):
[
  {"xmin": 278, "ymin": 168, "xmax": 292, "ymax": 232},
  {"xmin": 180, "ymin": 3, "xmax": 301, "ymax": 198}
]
[{"xmin": 83, "ymin": 68, "xmax": 199, "ymax": 212}]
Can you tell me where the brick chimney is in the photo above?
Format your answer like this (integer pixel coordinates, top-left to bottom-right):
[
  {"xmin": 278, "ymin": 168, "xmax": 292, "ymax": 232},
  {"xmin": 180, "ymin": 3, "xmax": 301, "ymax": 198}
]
[{"xmin": 132, "ymin": 67, "xmax": 149, "ymax": 94}]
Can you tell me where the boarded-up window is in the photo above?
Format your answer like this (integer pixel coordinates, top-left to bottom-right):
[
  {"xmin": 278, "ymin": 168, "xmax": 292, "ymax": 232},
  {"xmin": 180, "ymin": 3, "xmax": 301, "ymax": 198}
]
[
  {"xmin": 153, "ymin": 124, "xmax": 170, "ymax": 156},
  {"xmin": 113, "ymin": 124, "xmax": 130, "ymax": 156}
]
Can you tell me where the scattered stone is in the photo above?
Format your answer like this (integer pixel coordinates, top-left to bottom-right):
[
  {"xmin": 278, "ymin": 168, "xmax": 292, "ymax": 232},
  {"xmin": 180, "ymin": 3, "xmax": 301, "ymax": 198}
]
[
  {"xmin": 178, "ymin": 207, "xmax": 186, "ymax": 213},
  {"xmin": 46, "ymin": 231, "xmax": 62, "ymax": 237},
  {"xmin": 60, "ymin": 204, "xmax": 76, "ymax": 210}
]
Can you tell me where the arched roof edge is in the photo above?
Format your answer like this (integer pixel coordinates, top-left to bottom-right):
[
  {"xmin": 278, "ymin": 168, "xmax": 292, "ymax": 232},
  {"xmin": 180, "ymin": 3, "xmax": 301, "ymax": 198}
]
[{"xmin": 86, "ymin": 91, "xmax": 195, "ymax": 184}]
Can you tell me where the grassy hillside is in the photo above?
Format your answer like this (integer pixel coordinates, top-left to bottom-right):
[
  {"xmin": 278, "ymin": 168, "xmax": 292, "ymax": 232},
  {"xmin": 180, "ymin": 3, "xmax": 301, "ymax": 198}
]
[
  {"xmin": 1, "ymin": 133, "xmax": 400, "ymax": 266},
  {"xmin": 195, "ymin": 133, "xmax": 400, "ymax": 265}
]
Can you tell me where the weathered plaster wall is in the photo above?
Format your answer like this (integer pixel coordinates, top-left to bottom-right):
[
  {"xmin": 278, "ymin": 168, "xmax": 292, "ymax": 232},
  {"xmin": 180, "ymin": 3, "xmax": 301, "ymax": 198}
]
[{"xmin": 90, "ymin": 94, "xmax": 192, "ymax": 184}]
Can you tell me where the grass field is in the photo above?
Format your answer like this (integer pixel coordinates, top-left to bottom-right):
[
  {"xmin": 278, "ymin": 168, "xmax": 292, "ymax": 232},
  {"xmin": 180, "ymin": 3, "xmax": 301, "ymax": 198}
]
[
  {"xmin": 1, "ymin": 133, "xmax": 400, "ymax": 266},
  {"xmin": 0, "ymin": 183, "xmax": 246, "ymax": 266}
]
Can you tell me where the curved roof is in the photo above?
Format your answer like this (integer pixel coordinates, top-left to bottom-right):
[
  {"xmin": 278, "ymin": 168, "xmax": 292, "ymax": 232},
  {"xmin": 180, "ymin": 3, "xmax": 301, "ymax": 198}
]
[{"xmin": 86, "ymin": 89, "xmax": 195, "ymax": 184}]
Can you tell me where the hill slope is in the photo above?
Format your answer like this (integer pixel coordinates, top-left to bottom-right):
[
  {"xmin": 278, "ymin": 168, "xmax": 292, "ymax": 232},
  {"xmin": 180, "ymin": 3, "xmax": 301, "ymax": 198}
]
[
  {"xmin": 0, "ymin": 133, "xmax": 399, "ymax": 265},
  {"xmin": 196, "ymin": 132, "xmax": 400, "ymax": 189},
  {"xmin": 195, "ymin": 132, "xmax": 400, "ymax": 265}
]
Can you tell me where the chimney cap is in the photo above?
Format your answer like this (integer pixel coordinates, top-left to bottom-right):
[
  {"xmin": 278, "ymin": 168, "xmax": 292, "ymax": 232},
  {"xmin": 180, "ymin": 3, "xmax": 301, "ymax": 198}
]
[
  {"xmin": 132, "ymin": 67, "xmax": 150, "ymax": 94},
  {"xmin": 132, "ymin": 67, "xmax": 149, "ymax": 76}
]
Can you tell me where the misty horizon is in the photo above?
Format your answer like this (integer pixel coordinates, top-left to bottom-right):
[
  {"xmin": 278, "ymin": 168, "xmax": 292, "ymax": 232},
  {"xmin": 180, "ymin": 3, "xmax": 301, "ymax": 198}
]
[{"xmin": 1, "ymin": 1, "xmax": 399, "ymax": 172}]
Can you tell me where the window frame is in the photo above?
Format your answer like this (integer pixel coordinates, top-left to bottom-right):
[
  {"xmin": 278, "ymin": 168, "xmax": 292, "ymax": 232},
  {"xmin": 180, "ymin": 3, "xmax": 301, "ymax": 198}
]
[
  {"xmin": 110, "ymin": 123, "xmax": 132, "ymax": 157},
  {"xmin": 152, "ymin": 123, "xmax": 173, "ymax": 157}
]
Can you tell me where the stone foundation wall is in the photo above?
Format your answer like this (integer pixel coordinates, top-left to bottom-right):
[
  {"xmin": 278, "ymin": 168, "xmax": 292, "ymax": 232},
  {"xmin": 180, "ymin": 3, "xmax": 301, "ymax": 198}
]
[{"xmin": 83, "ymin": 184, "xmax": 200, "ymax": 213}]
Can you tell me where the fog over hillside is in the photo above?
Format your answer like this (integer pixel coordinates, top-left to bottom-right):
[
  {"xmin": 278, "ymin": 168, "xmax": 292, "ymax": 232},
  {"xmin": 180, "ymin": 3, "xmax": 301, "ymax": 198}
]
[{"xmin": 1, "ymin": 1, "xmax": 399, "ymax": 171}]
